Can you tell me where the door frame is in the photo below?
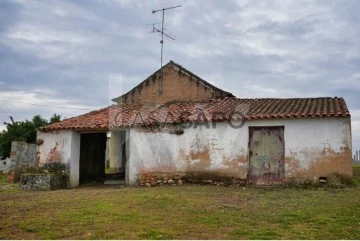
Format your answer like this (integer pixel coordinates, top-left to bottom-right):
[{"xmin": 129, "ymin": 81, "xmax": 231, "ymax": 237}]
[
  {"xmin": 79, "ymin": 132, "xmax": 107, "ymax": 185},
  {"xmin": 247, "ymin": 126, "xmax": 285, "ymax": 185}
]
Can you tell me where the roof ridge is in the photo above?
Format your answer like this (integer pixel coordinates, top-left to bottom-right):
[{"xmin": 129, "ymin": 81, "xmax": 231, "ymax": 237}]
[
  {"xmin": 168, "ymin": 61, "xmax": 233, "ymax": 96},
  {"xmin": 226, "ymin": 97, "xmax": 343, "ymax": 100}
]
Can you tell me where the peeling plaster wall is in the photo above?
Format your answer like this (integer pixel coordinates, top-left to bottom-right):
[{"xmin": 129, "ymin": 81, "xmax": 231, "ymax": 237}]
[
  {"xmin": 127, "ymin": 117, "xmax": 352, "ymax": 184},
  {"xmin": 128, "ymin": 122, "xmax": 248, "ymax": 185},
  {"xmin": 37, "ymin": 130, "xmax": 80, "ymax": 187}
]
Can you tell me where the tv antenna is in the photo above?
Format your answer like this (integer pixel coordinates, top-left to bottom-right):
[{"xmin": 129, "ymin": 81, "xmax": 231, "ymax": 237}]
[{"xmin": 152, "ymin": 5, "xmax": 182, "ymax": 95}]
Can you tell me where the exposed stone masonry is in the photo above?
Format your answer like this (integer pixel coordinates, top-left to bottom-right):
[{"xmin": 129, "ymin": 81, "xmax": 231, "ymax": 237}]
[{"xmin": 137, "ymin": 172, "xmax": 247, "ymax": 187}]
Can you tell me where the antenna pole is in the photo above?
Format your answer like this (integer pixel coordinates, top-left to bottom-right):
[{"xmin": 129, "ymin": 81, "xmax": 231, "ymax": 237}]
[
  {"xmin": 152, "ymin": 5, "xmax": 182, "ymax": 95},
  {"xmin": 160, "ymin": 8, "xmax": 164, "ymax": 95}
]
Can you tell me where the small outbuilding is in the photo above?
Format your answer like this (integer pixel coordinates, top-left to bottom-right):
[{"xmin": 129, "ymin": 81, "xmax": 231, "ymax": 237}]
[{"xmin": 37, "ymin": 61, "xmax": 352, "ymax": 187}]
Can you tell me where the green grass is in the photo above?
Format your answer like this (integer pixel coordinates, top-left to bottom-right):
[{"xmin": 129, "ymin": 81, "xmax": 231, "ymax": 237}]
[
  {"xmin": 0, "ymin": 173, "xmax": 6, "ymax": 184},
  {"xmin": 353, "ymin": 163, "xmax": 360, "ymax": 186},
  {"xmin": 0, "ymin": 168, "xmax": 360, "ymax": 239}
]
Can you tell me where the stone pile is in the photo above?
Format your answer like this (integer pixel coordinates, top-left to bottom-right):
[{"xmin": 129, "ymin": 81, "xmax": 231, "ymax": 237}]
[
  {"xmin": 138, "ymin": 173, "xmax": 185, "ymax": 187},
  {"xmin": 137, "ymin": 172, "xmax": 247, "ymax": 187}
]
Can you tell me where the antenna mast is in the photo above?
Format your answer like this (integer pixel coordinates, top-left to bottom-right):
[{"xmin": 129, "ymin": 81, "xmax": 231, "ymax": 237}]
[{"xmin": 152, "ymin": 5, "xmax": 182, "ymax": 95}]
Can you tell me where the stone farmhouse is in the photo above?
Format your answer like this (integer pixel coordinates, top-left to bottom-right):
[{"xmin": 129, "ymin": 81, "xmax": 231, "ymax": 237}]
[{"xmin": 37, "ymin": 61, "xmax": 352, "ymax": 187}]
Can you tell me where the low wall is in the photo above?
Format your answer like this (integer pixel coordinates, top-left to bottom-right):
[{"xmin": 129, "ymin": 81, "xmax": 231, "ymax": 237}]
[
  {"xmin": 20, "ymin": 174, "xmax": 67, "ymax": 191},
  {"xmin": 8, "ymin": 141, "xmax": 37, "ymax": 182}
]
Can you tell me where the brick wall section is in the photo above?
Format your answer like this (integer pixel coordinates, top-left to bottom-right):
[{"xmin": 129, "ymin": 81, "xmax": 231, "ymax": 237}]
[{"xmin": 116, "ymin": 65, "xmax": 226, "ymax": 105}]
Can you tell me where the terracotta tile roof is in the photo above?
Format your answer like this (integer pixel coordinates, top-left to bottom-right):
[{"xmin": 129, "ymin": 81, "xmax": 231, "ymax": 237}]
[
  {"xmin": 40, "ymin": 107, "xmax": 110, "ymax": 132},
  {"xmin": 40, "ymin": 97, "xmax": 350, "ymax": 132}
]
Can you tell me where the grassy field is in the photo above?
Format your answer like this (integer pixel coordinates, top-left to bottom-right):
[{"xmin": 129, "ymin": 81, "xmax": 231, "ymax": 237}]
[{"xmin": 0, "ymin": 166, "xmax": 360, "ymax": 239}]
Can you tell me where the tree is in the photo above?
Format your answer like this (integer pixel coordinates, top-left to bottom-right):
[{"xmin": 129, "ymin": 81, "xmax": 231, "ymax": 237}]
[{"xmin": 0, "ymin": 114, "xmax": 61, "ymax": 159}]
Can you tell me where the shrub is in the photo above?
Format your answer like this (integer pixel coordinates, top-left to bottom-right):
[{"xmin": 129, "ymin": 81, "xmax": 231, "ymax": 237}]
[
  {"xmin": 22, "ymin": 162, "xmax": 67, "ymax": 175},
  {"xmin": 22, "ymin": 166, "xmax": 43, "ymax": 174}
]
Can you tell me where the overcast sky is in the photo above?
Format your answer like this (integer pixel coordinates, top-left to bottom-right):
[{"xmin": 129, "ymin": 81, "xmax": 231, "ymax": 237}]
[{"xmin": 0, "ymin": 0, "xmax": 359, "ymax": 154}]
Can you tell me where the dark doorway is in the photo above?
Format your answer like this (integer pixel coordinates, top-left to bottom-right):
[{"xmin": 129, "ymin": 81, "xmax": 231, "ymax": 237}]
[
  {"xmin": 249, "ymin": 126, "xmax": 285, "ymax": 185},
  {"xmin": 79, "ymin": 133, "xmax": 107, "ymax": 185}
]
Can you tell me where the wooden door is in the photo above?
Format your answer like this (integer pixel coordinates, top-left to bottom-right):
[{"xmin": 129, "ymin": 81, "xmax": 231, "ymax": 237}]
[
  {"xmin": 79, "ymin": 133, "xmax": 107, "ymax": 184},
  {"xmin": 249, "ymin": 127, "xmax": 285, "ymax": 185}
]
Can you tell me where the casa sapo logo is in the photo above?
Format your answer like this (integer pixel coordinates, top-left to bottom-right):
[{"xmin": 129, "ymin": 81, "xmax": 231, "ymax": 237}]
[{"xmin": 114, "ymin": 110, "xmax": 246, "ymax": 129}]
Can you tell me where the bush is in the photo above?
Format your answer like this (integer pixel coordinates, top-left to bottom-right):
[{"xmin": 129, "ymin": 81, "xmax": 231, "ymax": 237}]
[
  {"xmin": 22, "ymin": 166, "xmax": 43, "ymax": 174},
  {"xmin": 0, "ymin": 114, "xmax": 61, "ymax": 159}
]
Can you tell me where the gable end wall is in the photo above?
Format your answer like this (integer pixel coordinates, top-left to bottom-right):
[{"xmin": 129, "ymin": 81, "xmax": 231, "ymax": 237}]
[{"xmin": 117, "ymin": 67, "xmax": 222, "ymax": 105}]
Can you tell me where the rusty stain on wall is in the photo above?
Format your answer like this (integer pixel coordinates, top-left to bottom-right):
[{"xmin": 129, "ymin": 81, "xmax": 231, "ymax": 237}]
[
  {"xmin": 308, "ymin": 144, "xmax": 352, "ymax": 177},
  {"xmin": 285, "ymin": 143, "xmax": 352, "ymax": 180},
  {"xmin": 186, "ymin": 148, "xmax": 211, "ymax": 171},
  {"xmin": 221, "ymin": 155, "xmax": 248, "ymax": 178},
  {"xmin": 137, "ymin": 158, "xmax": 177, "ymax": 174}
]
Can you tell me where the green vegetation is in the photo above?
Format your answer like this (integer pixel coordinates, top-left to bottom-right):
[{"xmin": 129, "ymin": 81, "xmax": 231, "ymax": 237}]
[
  {"xmin": 0, "ymin": 167, "xmax": 359, "ymax": 239},
  {"xmin": 353, "ymin": 163, "xmax": 360, "ymax": 186},
  {"xmin": 22, "ymin": 162, "xmax": 67, "ymax": 175},
  {"xmin": 0, "ymin": 114, "xmax": 61, "ymax": 158},
  {"xmin": 0, "ymin": 173, "xmax": 6, "ymax": 184}
]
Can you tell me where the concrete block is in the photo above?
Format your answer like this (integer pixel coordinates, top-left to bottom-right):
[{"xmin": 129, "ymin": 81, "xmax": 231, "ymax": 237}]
[{"xmin": 20, "ymin": 174, "xmax": 67, "ymax": 191}]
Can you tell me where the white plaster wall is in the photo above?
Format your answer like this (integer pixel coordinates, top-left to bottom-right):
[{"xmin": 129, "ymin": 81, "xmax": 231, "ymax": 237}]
[
  {"xmin": 127, "ymin": 117, "xmax": 352, "ymax": 184},
  {"xmin": 69, "ymin": 132, "xmax": 80, "ymax": 187},
  {"xmin": 37, "ymin": 130, "xmax": 80, "ymax": 187},
  {"xmin": 109, "ymin": 131, "xmax": 121, "ymax": 171},
  {"xmin": 128, "ymin": 122, "xmax": 248, "ymax": 184},
  {"xmin": 248, "ymin": 116, "xmax": 352, "ymax": 178},
  {"xmin": 125, "ymin": 129, "xmax": 131, "ymax": 184},
  {"xmin": 109, "ymin": 130, "xmax": 126, "ymax": 172}
]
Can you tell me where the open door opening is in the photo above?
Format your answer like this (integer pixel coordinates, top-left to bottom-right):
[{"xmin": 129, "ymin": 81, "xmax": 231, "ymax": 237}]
[
  {"xmin": 79, "ymin": 132, "xmax": 107, "ymax": 185},
  {"xmin": 105, "ymin": 130, "xmax": 127, "ymax": 184}
]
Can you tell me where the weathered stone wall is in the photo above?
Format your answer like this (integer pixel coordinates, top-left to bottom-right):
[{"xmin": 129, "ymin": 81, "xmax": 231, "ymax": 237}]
[
  {"xmin": 116, "ymin": 65, "xmax": 223, "ymax": 105},
  {"xmin": 7, "ymin": 141, "xmax": 37, "ymax": 182},
  {"xmin": 20, "ymin": 174, "xmax": 67, "ymax": 191},
  {"xmin": 128, "ymin": 117, "xmax": 352, "ymax": 185}
]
